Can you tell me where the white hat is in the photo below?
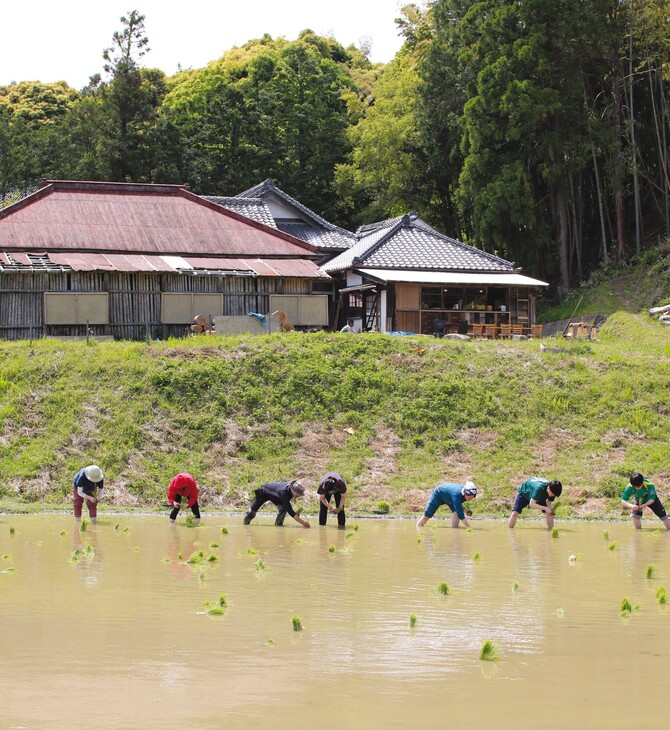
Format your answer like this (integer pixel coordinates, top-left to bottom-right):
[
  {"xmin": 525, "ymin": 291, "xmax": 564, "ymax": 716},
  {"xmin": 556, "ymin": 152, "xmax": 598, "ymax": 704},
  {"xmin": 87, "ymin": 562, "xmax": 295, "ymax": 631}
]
[
  {"xmin": 84, "ymin": 465, "xmax": 104, "ymax": 483},
  {"xmin": 463, "ymin": 480, "xmax": 478, "ymax": 496}
]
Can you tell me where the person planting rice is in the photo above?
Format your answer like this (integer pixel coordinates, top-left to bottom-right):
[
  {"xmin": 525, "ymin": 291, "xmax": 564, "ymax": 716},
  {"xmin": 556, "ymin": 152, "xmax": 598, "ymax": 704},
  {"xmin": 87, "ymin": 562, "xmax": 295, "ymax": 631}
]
[
  {"xmin": 317, "ymin": 472, "xmax": 347, "ymax": 527},
  {"xmin": 621, "ymin": 473, "xmax": 670, "ymax": 530},
  {"xmin": 73, "ymin": 464, "xmax": 104, "ymax": 523},
  {"xmin": 168, "ymin": 473, "xmax": 201, "ymax": 524},
  {"xmin": 508, "ymin": 477, "xmax": 562, "ymax": 530},
  {"xmin": 243, "ymin": 480, "xmax": 310, "ymax": 527},
  {"xmin": 416, "ymin": 481, "xmax": 477, "ymax": 528}
]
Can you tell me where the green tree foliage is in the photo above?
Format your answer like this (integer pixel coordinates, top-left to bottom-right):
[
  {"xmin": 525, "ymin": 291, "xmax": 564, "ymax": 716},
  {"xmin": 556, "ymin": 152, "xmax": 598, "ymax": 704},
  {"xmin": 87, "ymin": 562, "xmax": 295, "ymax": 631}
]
[{"xmin": 162, "ymin": 31, "xmax": 356, "ymax": 217}]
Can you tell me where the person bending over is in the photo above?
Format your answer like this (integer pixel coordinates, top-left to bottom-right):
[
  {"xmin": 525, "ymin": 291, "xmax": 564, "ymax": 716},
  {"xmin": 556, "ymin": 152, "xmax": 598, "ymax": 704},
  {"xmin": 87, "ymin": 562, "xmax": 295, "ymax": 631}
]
[
  {"xmin": 244, "ymin": 480, "xmax": 310, "ymax": 528},
  {"xmin": 416, "ymin": 481, "xmax": 477, "ymax": 528},
  {"xmin": 508, "ymin": 478, "xmax": 562, "ymax": 530},
  {"xmin": 318, "ymin": 472, "xmax": 347, "ymax": 527},
  {"xmin": 622, "ymin": 472, "xmax": 670, "ymax": 530}
]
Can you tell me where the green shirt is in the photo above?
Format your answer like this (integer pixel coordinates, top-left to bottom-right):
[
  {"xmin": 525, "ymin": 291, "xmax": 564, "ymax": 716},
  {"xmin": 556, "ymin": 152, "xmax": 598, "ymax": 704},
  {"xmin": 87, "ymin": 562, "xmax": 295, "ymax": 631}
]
[
  {"xmin": 621, "ymin": 479, "xmax": 657, "ymax": 505},
  {"xmin": 518, "ymin": 478, "xmax": 551, "ymax": 503}
]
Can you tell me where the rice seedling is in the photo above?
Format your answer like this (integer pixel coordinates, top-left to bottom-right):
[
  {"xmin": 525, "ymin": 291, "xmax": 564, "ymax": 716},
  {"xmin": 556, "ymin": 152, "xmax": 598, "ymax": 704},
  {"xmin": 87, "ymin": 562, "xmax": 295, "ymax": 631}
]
[
  {"xmin": 646, "ymin": 564, "xmax": 656, "ymax": 579},
  {"xmin": 417, "ymin": 537, "xmax": 422, "ymax": 544},
  {"xmin": 207, "ymin": 554, "xmax": 218, "ymax": 563},
  {"xmin": 161, "ymin": 556, "xmax": 170, "ymax": 563},
  {"xmin": 221, "ymin": 527, "xmax": 228, "ymax": 535},
  {"xmin": 218, "ymin": 593, "xmax": 228, "ymax": 608},
  {"xmin": 9, "ymin": 526, "xmax": 15, "ymax": 535},
  {"xmin": 185, "ymin": 514, "xmax": 196, "ymax": 528},
  {"xmin": 291, "ymin": 615, "xmax": 303, "ymax": 632},
  {"xmin": 186, "ymin": 550, "xmax": 205, "ymax": 564},
  {"xmin": 603, "ymin": 530, "xmax": 609, "ymax": 540},
  {"xmin": 266, "ymin": 638, "xmax": 275, "ymax": 645},
  {"xmin": 551, "ymin": 527, "xmax": 559, "ymax": 539},
  {"xmin": 656, "ymin": 586, "xmax": 667, "ymax": 604},
  {"xmin": 207, "ymin": 606, "xmax": 225, "ymax": 616},
  {"xmin": 0, "ymin": 567, "xmax": 16, "ymax": 574},
  {"xmin": 123, "ymin": 526, "xmax": 129, "ymax": 533},
  {"xmin": 198, "ymin": 569, "xmax": 208, "ymax": 582},
  {"xmin": 177, "ymin": 551, "xmax": 182, "ymax": 560},
  {"xmin": 479, "ymin": 639, "xmax": 501, "ymax": 661},
  {"xmin": 409, "ymin": 613, "xmax": 418, "ymax": 627},
  {"xmin": 346, "ymin": 532, "xmax": 356, "ymax": 540},
  {"xmin": 59, "ymin": 530, "xmax": 66, "ymax": 537},
  {"xmin": 80, "ymin": 519, "xmax": 88, "ymax": 532},
  {"xmin": 338, "ymin": 546, "xmax": 351, "ymax": 554},
  {"xmin": 353, "ymin": 524, "xmax": 359, "ymax": 531},
  {"xmin": 465, "ymin": 527, "xmax": 473, "ymax": 533},
  {"xmin": 512, "ymin": 581, "xmax": 520, "ymax": 592},
  {"xmin": 132, "ymin": 546, "xmax": 140, "ymax": 552},
  {"xmin": 473, "ymin": 551, "xmax": 482, "ymax": 561},
  {"xmin": 210, "ymin": 542, "xmax": 219, "ymax": 549},
  {"xmin": 620, "ymin": 597, "xmax": 639, "ymax": 615},
  {"xmin": 555, "ymin": 608, "xmax": 565, "ymax": 618},
  {"xmin": 328, "ymin": 544, "xmax": 335, "ymax": 553},
  {"xmin": 255, "ymin": 558, "xmax": 267, "ymax": 572},
  {"xmin": 376, "ymin": 501, "xmax": 390, "ymax": 514},
  {"xmin": 114, "ymin": 523, "xmax": 120, "ymax": 531},
  {"xmin": 608, "ymin": 542, "xmax": 618, "ymax": 551},
  {"xmin": 246, "ymin": 547, "xmax": 259, "ymax": 556},
  {"xmin": 437, "ymin": 581, "xmax": 450, "ymax": 595}
]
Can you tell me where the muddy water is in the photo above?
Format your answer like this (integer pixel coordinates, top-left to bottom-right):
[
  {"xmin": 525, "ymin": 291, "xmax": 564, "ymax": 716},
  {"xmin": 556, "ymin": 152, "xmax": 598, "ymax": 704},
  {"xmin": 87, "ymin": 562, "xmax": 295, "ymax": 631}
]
[{"xmin": 1, "ymin": 515, "xmax": 668, "ymax": 729}]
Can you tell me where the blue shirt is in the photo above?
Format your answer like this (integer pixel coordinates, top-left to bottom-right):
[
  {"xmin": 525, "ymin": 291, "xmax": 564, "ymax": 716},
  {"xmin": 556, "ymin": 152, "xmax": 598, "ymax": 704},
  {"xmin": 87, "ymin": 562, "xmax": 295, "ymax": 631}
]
[
  {"xmin": 426, "ymin": 483, "xmax": 467, "ymax": 520},
  {"xmin": 74, "ymin": 468, "xmax": 104, "ymax": 497}
]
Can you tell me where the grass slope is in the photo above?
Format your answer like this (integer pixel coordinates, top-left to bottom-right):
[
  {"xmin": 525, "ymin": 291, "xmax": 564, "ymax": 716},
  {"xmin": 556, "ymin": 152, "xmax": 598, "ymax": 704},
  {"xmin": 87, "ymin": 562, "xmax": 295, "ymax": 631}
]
[{"xmin": 1, "ymin": 308, "xmax": 669, "ymax": 520}]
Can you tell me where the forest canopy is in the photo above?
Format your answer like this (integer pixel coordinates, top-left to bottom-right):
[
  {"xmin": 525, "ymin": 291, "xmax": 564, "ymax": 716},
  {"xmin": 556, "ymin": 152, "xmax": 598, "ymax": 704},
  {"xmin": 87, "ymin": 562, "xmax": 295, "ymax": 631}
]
[{"xmin": 2, "ymin": 3, "xmax": 670, "ymax": 299}]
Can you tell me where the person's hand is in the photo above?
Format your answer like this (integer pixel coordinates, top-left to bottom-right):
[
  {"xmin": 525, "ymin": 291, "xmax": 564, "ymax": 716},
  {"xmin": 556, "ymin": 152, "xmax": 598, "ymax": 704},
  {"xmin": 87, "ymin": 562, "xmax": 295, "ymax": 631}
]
[
  {"xmin": 303, "ymin": 521, "xmax": 311, "ymax": 528},
  {"xmin": 329, "ymin": 507, "xmax": 338, "ymax": 514},
  {"xmin": 173, "ymin": 501, "xmax": 181, "ymax": 509}
]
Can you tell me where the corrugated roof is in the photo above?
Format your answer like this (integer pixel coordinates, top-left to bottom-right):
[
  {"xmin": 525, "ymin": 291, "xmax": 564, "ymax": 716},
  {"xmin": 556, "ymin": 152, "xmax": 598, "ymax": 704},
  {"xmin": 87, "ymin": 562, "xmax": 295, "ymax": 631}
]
[
  {"xmin": 0, "ymin": 180, "xmax": 318, "ymax": 258},
  {"xmin": 0, "ymin": 250, "xmax": 328, "ymax": 277},
  {"xmin": 323, "ymin": 213, "xmax": 516, "ymax": 274}
]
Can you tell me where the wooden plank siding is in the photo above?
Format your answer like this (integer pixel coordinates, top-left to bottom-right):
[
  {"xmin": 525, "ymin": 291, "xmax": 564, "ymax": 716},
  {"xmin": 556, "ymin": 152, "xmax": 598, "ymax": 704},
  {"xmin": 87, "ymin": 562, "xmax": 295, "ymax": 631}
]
[{"xmin": 0, "ymin": 271, "xmax": 313, "ymax": 341}]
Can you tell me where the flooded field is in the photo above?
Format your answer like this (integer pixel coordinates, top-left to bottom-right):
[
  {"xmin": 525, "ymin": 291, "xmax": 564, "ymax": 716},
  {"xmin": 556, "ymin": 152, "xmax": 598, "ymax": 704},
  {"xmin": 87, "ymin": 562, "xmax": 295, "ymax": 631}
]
[{"xmin": 1, "ymin": 514, "xmax": 668, "ymax": 729}]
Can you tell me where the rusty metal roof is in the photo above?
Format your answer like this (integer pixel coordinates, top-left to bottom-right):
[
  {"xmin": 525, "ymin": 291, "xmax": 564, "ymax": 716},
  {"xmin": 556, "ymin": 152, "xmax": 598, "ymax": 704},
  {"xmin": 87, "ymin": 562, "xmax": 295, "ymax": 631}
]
[
  {"xmin": 0, "ymin": 250, "xmax": 328, "ymax": 278},
  {"xmin": 0, "ymin": 180, "xmax": 319, "ymax": 258}
]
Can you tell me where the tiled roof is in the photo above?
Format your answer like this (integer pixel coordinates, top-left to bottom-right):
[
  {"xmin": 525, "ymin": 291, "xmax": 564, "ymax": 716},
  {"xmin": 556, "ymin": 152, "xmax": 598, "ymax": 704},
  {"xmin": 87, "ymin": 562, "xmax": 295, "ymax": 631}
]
[
  {"xmin": 203, "ymin": 196, "xmax": 277, "ymax": 228},
  {"xmin": 236, "ymin": 179, "xmax": 355, "ymax": 251},
  {"xmin": 322, "ymin": 213, "xmax": 515, "ymax": 273}
]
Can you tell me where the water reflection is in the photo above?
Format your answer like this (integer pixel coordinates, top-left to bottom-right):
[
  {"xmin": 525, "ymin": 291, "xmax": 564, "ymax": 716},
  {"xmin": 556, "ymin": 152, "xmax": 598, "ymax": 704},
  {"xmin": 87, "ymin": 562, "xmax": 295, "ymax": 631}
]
[{"xmin": 0, "ymin": 516, "xmax": 669, "ymax": 729}]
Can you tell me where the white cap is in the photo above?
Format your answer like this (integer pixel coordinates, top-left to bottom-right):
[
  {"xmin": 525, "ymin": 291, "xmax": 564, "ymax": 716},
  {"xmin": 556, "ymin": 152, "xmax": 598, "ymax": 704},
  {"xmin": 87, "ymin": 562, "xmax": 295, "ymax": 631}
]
[
  {"xmin": 84, "ymin": 465, "xmax": 104, "ymax": 483},
  {"xmin": 463, "ymin": 480, "xmax": 478, "ymax": 496}
]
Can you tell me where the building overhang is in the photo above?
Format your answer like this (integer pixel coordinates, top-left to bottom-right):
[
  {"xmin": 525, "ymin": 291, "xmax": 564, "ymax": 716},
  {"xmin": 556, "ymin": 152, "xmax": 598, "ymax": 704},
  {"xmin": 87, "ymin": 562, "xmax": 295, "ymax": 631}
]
[{"xmin": 356, "ymin": 269, "xmax": 548, "ymax": 287}]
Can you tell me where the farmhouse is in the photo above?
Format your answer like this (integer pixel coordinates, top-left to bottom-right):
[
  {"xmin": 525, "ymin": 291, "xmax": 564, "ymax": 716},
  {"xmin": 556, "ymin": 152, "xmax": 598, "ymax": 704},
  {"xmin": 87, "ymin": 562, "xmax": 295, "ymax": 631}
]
[
  {"xmin": 0, "ymin": 180, "xmax": 330, "ymax": 340},
  {"xmin": 321, "ymin": 212, "xmax": 549, "ymax": 336}
]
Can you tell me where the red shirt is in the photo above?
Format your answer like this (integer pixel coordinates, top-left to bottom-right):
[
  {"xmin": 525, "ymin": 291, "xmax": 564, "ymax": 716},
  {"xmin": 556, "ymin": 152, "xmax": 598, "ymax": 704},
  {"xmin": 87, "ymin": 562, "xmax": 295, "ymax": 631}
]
[{"xmin": 167, "ymin": 473, "xmax": 198, "ymax": 507}]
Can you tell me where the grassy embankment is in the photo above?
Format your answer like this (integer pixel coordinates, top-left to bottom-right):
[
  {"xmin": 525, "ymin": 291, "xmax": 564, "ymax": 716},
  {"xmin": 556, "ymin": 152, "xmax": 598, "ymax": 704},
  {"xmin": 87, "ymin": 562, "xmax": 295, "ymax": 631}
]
[{"xmin": 0, "ymin": 299, "xmax": 669, "ymax": 520}]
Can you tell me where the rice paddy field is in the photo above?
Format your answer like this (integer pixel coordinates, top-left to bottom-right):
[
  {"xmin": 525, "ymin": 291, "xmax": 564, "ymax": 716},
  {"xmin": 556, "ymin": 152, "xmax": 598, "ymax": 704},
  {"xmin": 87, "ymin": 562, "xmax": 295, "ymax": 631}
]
[{"xmin": 1, "ymin": 514, "xmax": 668, "ymax": 729}]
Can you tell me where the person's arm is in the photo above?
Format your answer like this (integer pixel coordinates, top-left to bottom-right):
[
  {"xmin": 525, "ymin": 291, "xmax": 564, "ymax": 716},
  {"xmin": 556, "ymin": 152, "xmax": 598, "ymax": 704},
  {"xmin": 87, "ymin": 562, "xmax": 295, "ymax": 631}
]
[
  {"xmin": 337, "ymin": 494, "xmax": 347, "ymax": 511},
  {"xmin": 293, "ymin": 514, "xmax": 311, "ymax": 528},
  {"xmin": 529, "ymin": 498, "xmax": 553, "ymax": 515},
  {"xmin": 460, "ymin": 516, "xmax": 471, "ymax": 528},
  {"xmin": 621, "ymin": 487, "xmax": 639, "ymax": 510}
]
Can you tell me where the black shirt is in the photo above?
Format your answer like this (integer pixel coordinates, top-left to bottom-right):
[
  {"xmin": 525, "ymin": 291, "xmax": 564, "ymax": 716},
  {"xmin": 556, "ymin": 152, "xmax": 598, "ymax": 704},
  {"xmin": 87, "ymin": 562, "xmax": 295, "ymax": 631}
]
[{"xmin": 259, "ymin": 481, "xmax": 296, "ymax": 517}]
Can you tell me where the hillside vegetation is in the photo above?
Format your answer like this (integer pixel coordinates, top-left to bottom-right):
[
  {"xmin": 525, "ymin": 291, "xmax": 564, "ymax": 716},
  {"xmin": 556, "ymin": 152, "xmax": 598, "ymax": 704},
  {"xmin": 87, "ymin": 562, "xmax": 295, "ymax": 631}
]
[{"xmin": 1, "ymin": 304, "xmax": 669, "ymax": 521}]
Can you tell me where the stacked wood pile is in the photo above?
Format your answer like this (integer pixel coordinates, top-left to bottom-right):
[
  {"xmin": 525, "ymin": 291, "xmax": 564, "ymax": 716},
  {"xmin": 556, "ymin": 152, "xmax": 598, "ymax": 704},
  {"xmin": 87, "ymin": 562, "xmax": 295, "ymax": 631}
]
[{"xmin": 191, "ymin": 314, "xmax": 214, "ymax": 335}]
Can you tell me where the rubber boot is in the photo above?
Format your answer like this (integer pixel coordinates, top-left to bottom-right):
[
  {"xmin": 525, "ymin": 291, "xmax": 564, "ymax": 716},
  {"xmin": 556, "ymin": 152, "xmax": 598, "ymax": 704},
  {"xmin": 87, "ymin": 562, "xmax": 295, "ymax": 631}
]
[
  {"xmin": 275, "ymin": 510, "xmax": 287, "ymax": 526},
  {"xmin": 243, "ymin": 510, "xmax": 257, "ymax": 525}
]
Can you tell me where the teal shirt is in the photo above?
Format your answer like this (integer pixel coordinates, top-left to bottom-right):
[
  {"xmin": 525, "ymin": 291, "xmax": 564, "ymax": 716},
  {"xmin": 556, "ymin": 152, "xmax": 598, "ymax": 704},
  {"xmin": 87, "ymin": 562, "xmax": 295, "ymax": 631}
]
[
  {"xmin": 518, "ymin": 478, "xmax": 550, "ymax": 503},
  {"xmin": 622, "ymin": 479, "xmax": 657, "ymax": 505}
]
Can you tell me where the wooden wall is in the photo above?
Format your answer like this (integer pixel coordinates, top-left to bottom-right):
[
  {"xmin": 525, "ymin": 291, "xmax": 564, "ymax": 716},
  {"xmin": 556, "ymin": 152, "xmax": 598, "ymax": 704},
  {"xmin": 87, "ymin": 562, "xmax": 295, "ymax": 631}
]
[{"xmin": 0, "ymin": 271, "xmax": 312, "ymax": 341}]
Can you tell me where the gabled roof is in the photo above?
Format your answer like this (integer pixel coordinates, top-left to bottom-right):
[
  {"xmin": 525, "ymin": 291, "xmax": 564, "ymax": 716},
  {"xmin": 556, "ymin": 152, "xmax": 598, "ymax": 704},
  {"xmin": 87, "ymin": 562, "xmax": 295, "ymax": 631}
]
[
  {"xmin": 235, "ymin": 179, "xmax": 355, "ymax": 252},
  {"xmin": 0, "ymin": 180, "xmax": 319, "ymax": 258},
  {"xmin": 322, "ymin": 212, "xmax": 517, "ymax": 274}
]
